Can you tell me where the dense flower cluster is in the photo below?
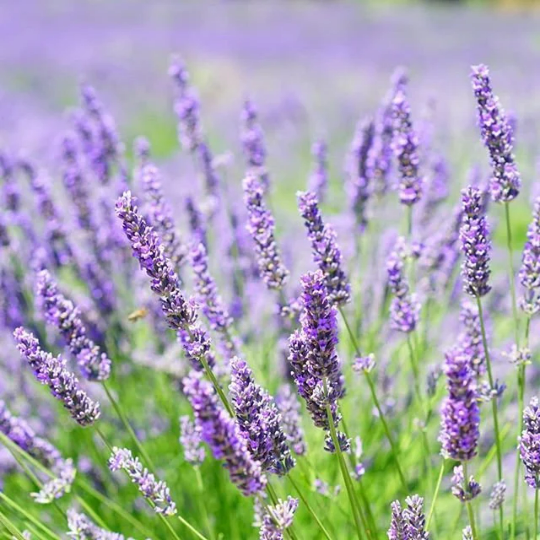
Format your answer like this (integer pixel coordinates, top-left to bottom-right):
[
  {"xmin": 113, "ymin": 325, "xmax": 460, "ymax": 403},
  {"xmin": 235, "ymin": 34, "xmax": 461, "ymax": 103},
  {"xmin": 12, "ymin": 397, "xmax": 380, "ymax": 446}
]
[
  {"xmin": 241, "ymin": 99, "xmax": 269, "ymax": 192},
  {"xmin": 519, "ymin": 397, "xmax": 540, "ymax": 489},
  {"xmin": 458, "ymin": 301, "xmax": 485, "ymax": 377},
  {"xmin": 259, "ymin": 497, "xmax": 299, "ymax": 540},
  {"xmin": 179, "ymin": 415, "xmax": 205, "ymax": 466},
  {"xmin": 451, "ymin": 465, "xmax": 482, "ymax": 502},
  {"xmin": 388, "ymin": 495, "xmax": 429, "ymax": 539},
  {"xmin": 67, "ymin": 509, "xmax": 130, "ymax": 540},
  {"xmin": 519, "ymin": 197, "xmax": 540, "ymax": 315},
  {"xmin": 308, "ymin": 139, "xmax": 328, "ymax": 203}
]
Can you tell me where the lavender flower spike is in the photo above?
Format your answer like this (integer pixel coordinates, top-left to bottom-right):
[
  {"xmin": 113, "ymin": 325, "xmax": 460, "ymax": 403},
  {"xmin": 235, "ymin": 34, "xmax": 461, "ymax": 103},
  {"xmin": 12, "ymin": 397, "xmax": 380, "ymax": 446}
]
[
  {"xmin": 115, "ymin": 191, "xmax": 215, "ymax": 372},
  {"xmin": 36, "ymin": 269, "xmax": 111, "ymax": 381},
  {"xmin": 391, "ymin": 85, "xmax": 423, "ymax": 205},
  {"xmin": 439, "ymin": 348, "xmax": 480, "ymax": 462},
  {"xmin": 259, "ymin": 497, "xmax": 299, "ymax": 540},
  {"xmin": 519, "ymin": 396, "xmax": 540, "ymax": 488},
  {"xmin": 297, "ymin": 191, "xmax": 350, "ymax": 305},
  {"xmin": 388, "ymin": 495, "xmax": 429, "ymax": 539},
  {"xmin": 460, "ymin": 186, "xmax": 492, "ymax": 298},
  {"xmin": 67, "ymin": 509, "xmax": 130, "ymax": 540},
  {"xmin": 109, "ymin": 447, "xmax": 176, "ymax": 515},
  {"xmin": 14, "ymin": 328, "xmax": 100, "ymax": 427},
  {"xmin": 241, "ymin": 99, "xmax": 269, "ymax": 192},
  {"xmin": 471, "ymin": 64, "xmax": 520, "ymax": 203},
  {"xmin": 276, "ymin": 385, "xmax": 307, "ymax": 456},
  {"xmin": 458, "ymin": 301, "xmax": 485, "ymax": 377},
  {"xmin": 387, "ymin": 238, "xmax": 420, "ymax": 333},
  {"xmin": 230, "ymin": 356, "xmax": 294, "ymax": 475},
  {"xmin": 308, "ymin": 139, "xmax": 328, "ymax": 203},
  {"xmin": 179, "ymin": 415, "xmax": 205, "ymax": 466},
  {"xmin": 519, "ymin": 197, "xmax": 540, "ymax": 315},
  {"xmin": 243, "ymin": 175, "xmax": 289, "ymax": 290},
  {"xmin": 183, "ymin": 372, "xmax": 267, "ymax": 496}
]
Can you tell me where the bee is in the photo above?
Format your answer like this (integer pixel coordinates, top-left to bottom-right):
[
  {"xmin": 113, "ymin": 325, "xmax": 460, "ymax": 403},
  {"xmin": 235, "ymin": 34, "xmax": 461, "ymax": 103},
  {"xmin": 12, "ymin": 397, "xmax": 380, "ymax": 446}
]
[{"xmin": 127, "ymin": 307, "xmax": 148, "ymax": 322}]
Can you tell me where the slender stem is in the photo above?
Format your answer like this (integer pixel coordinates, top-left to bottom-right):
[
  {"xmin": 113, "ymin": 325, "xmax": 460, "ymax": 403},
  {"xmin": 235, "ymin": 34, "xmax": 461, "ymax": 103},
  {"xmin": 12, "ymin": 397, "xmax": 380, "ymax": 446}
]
[
  {"xmin": 288, "ymin": 473, "xmax": 334, "ymax": 540},
  {"xmin": 0, "ymin": 511, "xmax": 26, "ymax": 540},
  {"xmin": 324, "ymin": 385, "xmax": 366, "ymax": 540},
  {"xmin": 194, "ymin": 467, "xmax": 215, "ymax": 540},
  {"xmin": 426, "ymin": 461, "xmax": 445, "ymax": 529},
  {"xmin": 463, "ymin": 462, "xmax": 479, "ymax": 540},
  {"xmin": 158, "ymin": 514, "xmax": 183, "ymax": 540},
  {"xmin": 338, "ymin": 306, "xmax": 407, "ymax": 490},
  {"xmin": 504, "ymin": 202, "xmax": 520, "ymax": 345},
  {"xmin": 177, "ymin": 515, "xmax": 210, "ymax": 540},
  {"xmin": 535, "ymin": 486, "xmax": 539, "ymax": 540},
  {"xmin": 407, "ymin": 205, "xmax": 413, "ymax": 238},
  {"xmin": 199, "ymin": 355, "xmax": 234, "ymax": 417},
  {"xmin": 475, "ymin": 296, "xmax": 503, "ymax": 480},
  {"xmin": 102, "ymin": 381, "xmax": 157, "ymax": 473}
]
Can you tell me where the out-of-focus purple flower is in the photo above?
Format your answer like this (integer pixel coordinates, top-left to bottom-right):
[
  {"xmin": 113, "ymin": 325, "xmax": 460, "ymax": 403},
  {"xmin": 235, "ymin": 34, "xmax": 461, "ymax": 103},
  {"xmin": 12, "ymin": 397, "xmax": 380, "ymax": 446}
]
[
  {"xmin": 36, "ymin": 269, "xmax": 111, "ymax": 381},
  {"xmin": 186, "ymin": 195, "xmax": 208, "ymax": 250},
  {"xmin": 276, "ymin": 385, "xmax": 306, "ymax": 456},
  {"xmin": 458, "ymin": 301, "xmax": 485, "ymax": 377},
  {"xmin": 471, "ymin": 64, "xmax": 520, "ymax": 203},
  {"xmin": 259, "ymin": 497, "xmax": 299, "ymax": 540},
  {"xmin": 419, "ymin": 154, "xmax": 449, "ymax": 227},
  {"xmin": 0, "ymin": 151, "xmax": 20, "ymax": 213},
  {"xmin": 198, "ymin": 141, "xmax": 221, "ymax": 216},
  {"xmin": 519, "ymin": 197, "xmax": 540, "ymax": 315},
  {"xmin": 230, "ymin": 357, "xmax": 294, "ymax": 475},
  {"xmin": 439, "ymin": 348, "xmax": 480, "ymax": 462},
  {"xmin": 244, "ymin": 175, "xmax": 289, "ymax": 291},
  {"xmin": 451, "ymin": 465, "xmax": 482, "ymax": 502},
  {"xmin": 241, "ymin": 99, "xmax": 269, "ymax": 192},
  {"xmin": 386, "ymin": 238, "xmax": 420, "ymax": 333},
  {"xmin": 347, "ymin": 119, "xmax": 375, "ymax": 233},
  {"xmin": 179, "ymin": 415, "xmax": 205, "ymax": 466},
  {"xmin": 308, "ymin": 139, "xmax": 328, "ymax": 203},
  {"xmin": 391, "ymin": 84, "xmax": 423, "ymax": 206},
  {"xmin": 109, "ymin": 447, "xmax": 176, "ymax": 515},
  {"xmin": 138, "ymin": 152, "xmax": 187, "ymax": 272},
  {"xmin": 388, "ymin": 495, "xmax": 429, "ymax": 539},
  {"xmin": 115, "ymin": 191, "xmax": 216, "ymax": 372},
  {"xmin": 32, "ymin": 459, "xmax": 76, "ymax": 504},
  {"xmin": 297, "ymin": 191, "xmax": 350, "ymax": 305},
  {"xmin": 489, "ymin": 480, "xmax": 506, "ymax": 510},
  {"xmin": 67, "ymin": 509, "xmax": 129, "ymax": 539},
  {"xmin": 519, "ymin": 396, "xmax": 540, "ymax": 489},
  {"xmin": 14, "ymin": 328, "xmax": 100, "ymax": 427},
  {"xmin": 169, "ymin": 57, "xmax": 202, "ymax": 153},
  {"xmin": 189, "ymin": 242, "xmax": 238, "ymax": 359},
  {"xmin": 183, "ymin": 372, "xmax": 267, "ymax": 496},
  {"xmin": 460, "ymin": 186, "xmax": 491, "ymax": 297}
]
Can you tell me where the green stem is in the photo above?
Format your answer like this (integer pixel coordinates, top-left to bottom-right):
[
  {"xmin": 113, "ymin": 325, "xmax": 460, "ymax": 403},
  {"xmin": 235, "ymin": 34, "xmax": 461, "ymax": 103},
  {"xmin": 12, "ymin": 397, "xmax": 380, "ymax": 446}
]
[
  {"xmin": 535, "ymin": 486, "xmax": 539, "ymax": 540},
  {"xmin": 288, "ymin": 473, "xmax": 334, "ymax": 540},
  {"xmin": 504, "ymin": 202, "xmax": 520, "ymax": 345},
  {"xmin": 463, "ymin": 462, "xmax": 479, "ymax": 540},
  {"xmin": 199, "ymin": 354, "xmax": 234, "ymax": 417},
  {"xmin": 426, "ymin": 461, "xmax": 445, "ymax": 529},
  {"xmin": 475, "ymin": 296, "xmax": 503, "ymax": 480},
  {"xmin": 102, "ymin": 381, "xmax": 157, "ymax": 473},
  {"xmin": 0, "ymin": 511, "xmax": 27, "ymax": 540},
  {"xmin": 194, "ymin": 467, "xmax": 215, "ymax": 540}
]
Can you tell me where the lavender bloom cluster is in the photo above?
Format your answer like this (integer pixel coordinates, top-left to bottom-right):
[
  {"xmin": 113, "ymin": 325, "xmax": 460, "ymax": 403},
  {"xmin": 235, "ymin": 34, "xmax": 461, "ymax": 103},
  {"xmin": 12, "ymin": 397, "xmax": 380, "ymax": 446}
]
[
  {"xmin": 519, "ymin": 397, "xmax": 540, "ymax": 489},
  {"xmin": 67, "ymin": 509, "xmax": 131, "ymax": 540},
  {"xmin": 439, "ymin": 348, "xmax": 480, "ymax": 462},
  {"xmin": 36, "ymin": 269, "xmax": 111, "ymax": 381},
  {"xmin": 109, "ymin": 447, "xmax": 177, "ymax": 515},
  {"xmin": 471, "ymin": 64, "xmax": 520, "ymax": 203},
  {"xmin": 519, "ymin": 197, "xmax": 540, "ymax": 315},
  {"xmin": 387, "ymin": 238, "xmax": 420, "ymax": 333},
  {"xmin": 458, "ymin": 301, "xmax": 485, "ymax": 377},
  {"xmin": 308, "ymin": 140, "xmax": 328, "ymax": 203},
  {"xmin": 391, "ymin": 84, "xmax": 423, "ymax": 205},
  {"xmin": 460, "ymin": 186, "xmax": 492, "ymax": 298},
  {"xmin": 230, "ymin": 356, "xmax": 294, "ymax": 475},
  {"xmin": 451, "ymin": 465, "xmax": 482, "ymax": 502},
  {"xmin": 259, "ymin": 497, "xmax": 299, "ymax": 540},
  {"xmin": 179, "ymin": 415, "xmax": 205, "ymax": 466},
  {"xmin": 14, "ymin": 328, "xmax": 100, "ymax": 427},
  {"xmin": 243, "ymin": 175, "xmax": 289, "ymax": 290},
  {"xmin": 276, "ymin": 385, "xmax": 307, "ymax": 456},
  {"xmin": 388, "ymin": 495, "xmax": 429, "ymax": 539},
  {"xmin": 183, "ymin": 372, "xmax": 267, "ymax": 496},
  {"xmin": 297, "ymin": 191, "xmax": 350, "ymax": 305},
  {"xmin": 241, "ymin": 100, "xmax": 269, "ymax": 192}
]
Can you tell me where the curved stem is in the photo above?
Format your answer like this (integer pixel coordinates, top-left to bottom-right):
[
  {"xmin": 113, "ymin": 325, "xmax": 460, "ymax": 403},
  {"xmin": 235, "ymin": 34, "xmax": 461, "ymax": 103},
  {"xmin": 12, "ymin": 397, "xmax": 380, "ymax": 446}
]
[{"xmin": 426, "ymin": 461, "xmax": 445, "ymax": 529}]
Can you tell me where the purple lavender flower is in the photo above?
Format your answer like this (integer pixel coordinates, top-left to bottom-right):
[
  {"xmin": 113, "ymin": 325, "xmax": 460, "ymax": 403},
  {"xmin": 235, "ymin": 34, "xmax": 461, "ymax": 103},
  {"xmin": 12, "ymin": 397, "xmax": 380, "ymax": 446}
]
[
  {"xmin": 388, "ymin": 500, "xmax": 406, "ymax": 540},
  {"xmin": 186, "ymin": 195, "xmax": 208, "ymax": 249},
  {"xmin": 67, "ymin": 509, "xmax": 130, "ymax": 539},
  {"xmin": 308, "ymin": 140, "xmax": 328, "ymax": 203},
  {"xmin": 388, "ymin": 495, "xmax": 429, "ymax": 539},
  {"xmin": 139, "ymin": 156, "xmax": 187, "ymax": 271},
  {"xmin": 347, "ymin": 119, "xmax": 375, "ymax": 233},
  {"xmin": 451, "ymin": 465, "xmax": 482, "ymax": 502},
  {"xmin": 33, "ymin": 459, "xmax": 76, "ymax": 504},
  {"xmin": 169, "ymin": 57, "xmax": 202, "ymax": 153},
  {"xmin": 519, "ymin": 197, "xmax": 540, "ymax": 315},
  {"xmin": 241, "ymin": 99, "xmax": 269, "ymax": 192},
  {"xmin": 519, "ymin": 396, "xmax": 540, "ymax": 489},
  {"xmin": 230, "ymin": 357, "xmax": 294, "ymax": 475},
  {"xmin": 259, "ymin": 497, "xmax": 299, "ymax": 540},
  {"xmin": 458, "ymin": 301, "xmax": 485, "ymax": 377},
  {"xmin": 243, "ymin": 175, "xmax": 289, "ymax": 290},
  {"xmin": 189, "ymin": 242, "xmax": 238, "ymax": 359},
  {"xmin": 14, "ymin": 328, "xmax": 100, "ymax": 427},
  {"xmin": 439, "ymin": 349, "xmax": 480, "ymax": 462},
  {"xmin": 489, "ymin": 480, "xmax": 506, "ymax": 510},
  {"xmin": 183, "ymin": 372, "xmax": 267, "ymax": 496},
  {"xmin": 109, "ymin": 447, "xmax": 176, "ymax": 515},
  {"xmin": 197, "ymin": 141, "xmax": 221, "ymax": 215},
  {"xmin": 391, "ymin": 85, "xmax": 423, "ymax": 205},
  {"xmin": 471, "ymin": 64, "xmax": 520, "ymax": 203},
  {"xmin": 36, "ymin": 269, "xmax": 111, "ymax": 381},
  {"xmin": 276, "ymin": 385, "xmax": 307, "ymax": 456},
  {"xmin": 115, "ymin": 191, "xmax": 215, "ymax": 372},
  {"xmin": 179, "ymin": 415, "xmax": 205, "ymax": 466},
  {"xmin": 297, "ymin": 191, "xmax": 350, "ymax": 305},
  {"xmin": 460, "ymin": 186, "xmax": 491, "ymax": 297},
  {"xmin": 387, "ymin": 238, "xmax": 420, "ymax": 333}
]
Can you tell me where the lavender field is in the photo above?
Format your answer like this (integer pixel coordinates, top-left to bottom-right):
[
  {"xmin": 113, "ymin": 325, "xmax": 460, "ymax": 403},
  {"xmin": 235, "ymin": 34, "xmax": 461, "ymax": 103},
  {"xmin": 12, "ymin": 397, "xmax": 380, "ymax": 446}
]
[{"xmin": 2, "ymin": 1, "xmax": 540, "ymax": 539}]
